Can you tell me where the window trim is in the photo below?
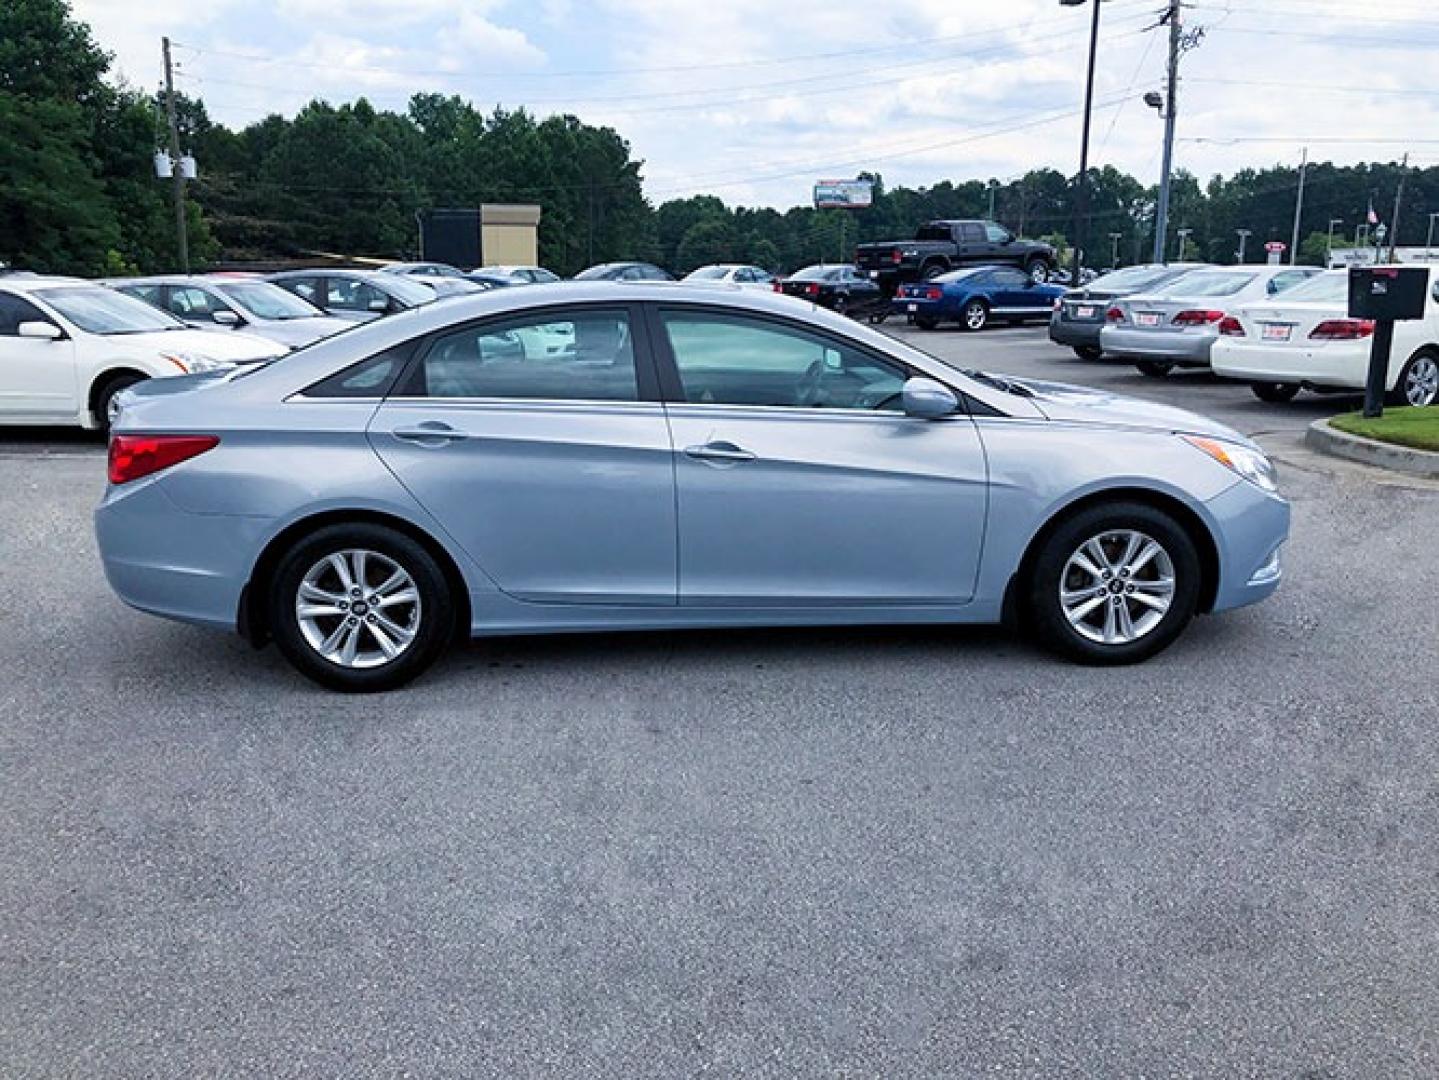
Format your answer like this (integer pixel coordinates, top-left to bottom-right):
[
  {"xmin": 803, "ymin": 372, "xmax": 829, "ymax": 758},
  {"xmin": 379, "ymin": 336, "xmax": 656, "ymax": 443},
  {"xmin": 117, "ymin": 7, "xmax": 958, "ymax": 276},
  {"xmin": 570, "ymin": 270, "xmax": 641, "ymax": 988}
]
[{"xmin": 382, "ymin": 301, "xmax": 661, "ymax": 405}]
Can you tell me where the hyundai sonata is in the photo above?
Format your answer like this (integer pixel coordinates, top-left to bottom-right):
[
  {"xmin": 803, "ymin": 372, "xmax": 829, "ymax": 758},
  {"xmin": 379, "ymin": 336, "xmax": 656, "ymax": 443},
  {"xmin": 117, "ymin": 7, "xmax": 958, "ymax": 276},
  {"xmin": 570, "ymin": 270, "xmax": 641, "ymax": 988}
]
[{"xmin": 96, "ymin": 282, "xmax": 1289, "ymax": 691}]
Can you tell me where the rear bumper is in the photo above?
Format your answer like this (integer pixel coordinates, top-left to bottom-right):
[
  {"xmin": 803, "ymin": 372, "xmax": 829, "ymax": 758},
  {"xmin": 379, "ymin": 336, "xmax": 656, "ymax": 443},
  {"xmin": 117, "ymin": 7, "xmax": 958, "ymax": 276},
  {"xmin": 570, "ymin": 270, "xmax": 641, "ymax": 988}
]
[
  {"xmin": 1211, "ymin": 340, "xmax": 1370, "ymax": 389},
  {"xmin": 95, "ymin": 477, "xmax": 268, "ymax": 632},
  {"xmin": 1048, "ymin": 316, "xmax": 1104, "ymax": 348},
  {"xmin": 1204, "ymin": 479, "xmax": 1291, "ymax": 613},
  {"xmin": 1101, "ymin": 325, "xmax": 1216, "ymax": 366}
]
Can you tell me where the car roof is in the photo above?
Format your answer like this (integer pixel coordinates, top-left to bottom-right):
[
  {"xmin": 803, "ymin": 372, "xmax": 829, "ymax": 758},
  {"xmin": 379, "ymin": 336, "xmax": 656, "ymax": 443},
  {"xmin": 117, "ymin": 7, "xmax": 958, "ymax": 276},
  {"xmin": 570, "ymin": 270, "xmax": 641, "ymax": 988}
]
[
  {"xmin": 267, "ymin": 268, "xmax": 385, "ymax": 279},
  {"xmin": 0, "ymin": 275, "xmax": 96, "ymax": 294}
]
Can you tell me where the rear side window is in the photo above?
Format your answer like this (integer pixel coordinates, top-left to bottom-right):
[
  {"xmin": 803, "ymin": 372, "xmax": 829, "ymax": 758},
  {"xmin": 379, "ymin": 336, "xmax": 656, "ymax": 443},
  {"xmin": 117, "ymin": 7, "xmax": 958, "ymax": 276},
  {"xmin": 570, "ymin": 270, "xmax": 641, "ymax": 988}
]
[
  {"xmin": 403, "ymin": 309, "xmax": 638, "ymax": 402},
  {"xmin": 304, "ymin": 345, "xmax": 410, "ymax": 399}
]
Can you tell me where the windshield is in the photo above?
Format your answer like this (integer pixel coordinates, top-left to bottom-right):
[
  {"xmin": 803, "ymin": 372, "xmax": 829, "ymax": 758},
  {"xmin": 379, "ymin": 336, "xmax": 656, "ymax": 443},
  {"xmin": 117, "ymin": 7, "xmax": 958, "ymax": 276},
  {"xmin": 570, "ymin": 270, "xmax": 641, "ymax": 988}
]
[
  {"xmin": 379, "ymin": 275, "xmax": 438, "ymax": 305},
  {"xmin": 1155, "ymin": 271, "xmax": 1256, "ymax": 298},
  {"xmin": 39, "ymin": 286, "xmax": 185, "ymax": 334},
  {"xmin": 217, "ymin": 281, "xmax": 324, "ymax": 320},
  {"xmin": 791, "ymin": 266, "xmax": 841, "ymax": 282},
  {"xmin": 1272, "ymin": 270, "xmax": 1347, "ymax": 304},
  {"xmin": 1089, "ymin": 265, "xmax": 1189, "ymax": 292},
  {"xmin": 685, "ymin": 266, "xmax": 729, "ymax": 280}
]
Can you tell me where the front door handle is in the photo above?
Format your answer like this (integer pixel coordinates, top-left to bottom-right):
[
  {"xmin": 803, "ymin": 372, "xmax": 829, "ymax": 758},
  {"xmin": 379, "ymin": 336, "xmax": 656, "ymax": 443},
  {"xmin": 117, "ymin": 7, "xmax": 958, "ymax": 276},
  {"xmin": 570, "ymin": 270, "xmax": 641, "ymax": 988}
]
[
  {"xmin": 392, "ymin": 421, "xmax": 467, "ymax": 446},
  {"xmin": 684, "ymin": 440, "xmax": 756, "ymax": 464}
]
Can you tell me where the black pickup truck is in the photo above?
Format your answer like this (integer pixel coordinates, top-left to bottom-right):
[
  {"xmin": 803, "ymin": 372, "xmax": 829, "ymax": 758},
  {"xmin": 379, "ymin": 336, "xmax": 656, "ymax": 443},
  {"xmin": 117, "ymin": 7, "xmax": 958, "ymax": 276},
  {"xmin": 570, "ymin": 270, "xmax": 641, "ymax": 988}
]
[{"xmin": 855, "ymin": 220, "xmax": 1057, "ymax": 293}]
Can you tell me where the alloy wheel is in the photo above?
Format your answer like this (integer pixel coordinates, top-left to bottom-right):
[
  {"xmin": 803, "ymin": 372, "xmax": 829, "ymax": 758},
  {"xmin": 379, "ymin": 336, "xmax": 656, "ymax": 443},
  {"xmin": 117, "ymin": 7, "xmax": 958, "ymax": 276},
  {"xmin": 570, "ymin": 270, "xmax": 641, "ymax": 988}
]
[
  {"xmin": 1059, "ymin": 529, "xmax": 1176, "ymax": 646},
  {"xmin": 965, "ymin": 303, "xmax": 987, "ymax": 330},
  {"xmin": 295, "ymin": 549, "xmax": 422, "ymax": 669},
  {"xmin": 1404, "ymin": 355, "xmax": 1439, "ymax": 406}
]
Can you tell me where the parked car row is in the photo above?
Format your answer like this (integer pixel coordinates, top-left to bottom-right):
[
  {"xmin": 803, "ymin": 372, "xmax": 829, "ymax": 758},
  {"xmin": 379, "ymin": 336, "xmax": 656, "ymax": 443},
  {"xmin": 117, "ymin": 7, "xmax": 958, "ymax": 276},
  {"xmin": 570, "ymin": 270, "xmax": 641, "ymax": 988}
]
[{"xmin": 1047, "ymin": 262, "xmax": 1439, "ymax": 407}]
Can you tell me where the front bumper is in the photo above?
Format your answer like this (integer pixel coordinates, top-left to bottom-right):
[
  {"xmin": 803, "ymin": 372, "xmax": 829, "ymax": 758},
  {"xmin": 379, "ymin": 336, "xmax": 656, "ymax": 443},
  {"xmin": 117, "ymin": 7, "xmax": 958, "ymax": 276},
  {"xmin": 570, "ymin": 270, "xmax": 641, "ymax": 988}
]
[
  {"xmin": 1101, "ymin": 325, "xmax": 1217, "ymax": 366},
  {"xmin": 1211, "ymin": 340, "xmax": 1369, "ymax": 389},
  {"xmin": 1204, "ymin": 478, "xmax": 1291, "ymax": 613}
]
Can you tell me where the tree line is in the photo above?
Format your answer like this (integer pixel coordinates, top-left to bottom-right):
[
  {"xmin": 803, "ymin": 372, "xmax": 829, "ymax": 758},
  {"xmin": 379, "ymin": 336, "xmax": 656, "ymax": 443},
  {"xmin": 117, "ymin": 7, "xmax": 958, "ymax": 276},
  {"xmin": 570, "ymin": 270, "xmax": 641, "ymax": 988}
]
[{"xmin": 4, "ymin": 0, "xmax": 1436, "ymax": 280}]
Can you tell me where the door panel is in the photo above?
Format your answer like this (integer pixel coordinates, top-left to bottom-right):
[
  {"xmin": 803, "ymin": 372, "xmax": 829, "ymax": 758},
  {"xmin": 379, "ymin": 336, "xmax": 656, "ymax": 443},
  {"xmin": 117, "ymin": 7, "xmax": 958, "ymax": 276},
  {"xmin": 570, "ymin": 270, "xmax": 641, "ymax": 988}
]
[
  {"xmin": 666, "ymin": 408, "xmax": 988, "ymax": 605},
  {"xmin": 367, "ymin": 306, "xmax": 676, "ymax": 605},
  {"xmin": 0, "ymin": 294, "xmax": 76, "ymax": 417}
]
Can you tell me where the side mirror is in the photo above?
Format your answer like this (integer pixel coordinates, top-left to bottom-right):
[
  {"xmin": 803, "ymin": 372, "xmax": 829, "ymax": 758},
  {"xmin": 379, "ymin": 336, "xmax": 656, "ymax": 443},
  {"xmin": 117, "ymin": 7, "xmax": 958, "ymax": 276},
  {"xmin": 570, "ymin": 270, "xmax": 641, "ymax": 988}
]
[
  {"xmin": 212, "ymin": 309, "xmax": 240, "ymax": 326},
  {"xmin": 901, "ymin": 376, "xmax": 959, "ymax": 419},
  {"xmin": 368, "ymin": 297, "xmax": 391, "ymax": 312},
  {"xmin": 17, "ymin": 321, "xmax": 62, "ymax": 341}
]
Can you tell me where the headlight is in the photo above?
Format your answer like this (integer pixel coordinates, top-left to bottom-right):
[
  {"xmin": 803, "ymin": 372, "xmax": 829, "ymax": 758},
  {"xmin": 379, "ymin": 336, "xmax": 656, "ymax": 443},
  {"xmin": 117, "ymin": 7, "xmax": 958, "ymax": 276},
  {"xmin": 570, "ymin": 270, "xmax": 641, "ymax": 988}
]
[
  {"xmin": 160, "ymin": 352, "xmax": 235, "ymax": 374},
  {"xmin": 1182, "ymin": 435, "xmax": 1278, "ymax": 493}
]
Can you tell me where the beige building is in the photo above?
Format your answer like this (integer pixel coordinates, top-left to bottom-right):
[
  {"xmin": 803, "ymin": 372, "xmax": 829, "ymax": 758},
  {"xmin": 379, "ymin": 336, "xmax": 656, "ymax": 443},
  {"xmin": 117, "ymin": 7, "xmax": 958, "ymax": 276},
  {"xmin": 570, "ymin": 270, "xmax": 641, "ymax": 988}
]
[{"xmin": 480, "ymin": 204, "xmax": 541, "ymax": 266}]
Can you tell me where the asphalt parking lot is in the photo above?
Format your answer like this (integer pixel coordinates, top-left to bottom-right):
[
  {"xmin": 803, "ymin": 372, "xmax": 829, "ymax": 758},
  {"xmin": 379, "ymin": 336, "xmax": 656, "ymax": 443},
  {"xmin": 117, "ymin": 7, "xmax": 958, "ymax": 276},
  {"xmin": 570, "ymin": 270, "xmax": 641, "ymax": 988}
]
[{"xmin": 4, "ymin": 325, "xmax": 1438, "ymax": 1077}]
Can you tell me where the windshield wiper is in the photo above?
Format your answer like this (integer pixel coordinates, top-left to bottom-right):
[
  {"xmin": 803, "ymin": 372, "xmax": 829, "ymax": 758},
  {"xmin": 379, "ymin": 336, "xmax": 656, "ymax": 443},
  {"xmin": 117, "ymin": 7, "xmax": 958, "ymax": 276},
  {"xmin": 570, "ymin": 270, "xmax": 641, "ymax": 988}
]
[{"xmin": 960, "ymin": 369, "xmax": 1035, "ymax": 398}]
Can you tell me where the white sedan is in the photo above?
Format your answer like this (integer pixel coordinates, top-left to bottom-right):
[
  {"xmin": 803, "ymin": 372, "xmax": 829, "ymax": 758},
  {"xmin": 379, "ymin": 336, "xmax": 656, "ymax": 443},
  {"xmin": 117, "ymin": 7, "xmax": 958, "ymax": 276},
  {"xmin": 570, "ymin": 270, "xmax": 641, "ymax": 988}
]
[
  {"xmin": 0, "ymin": 275, "xmax": 286, "ymax": 430},
  {"xmin": 1211, "ymin": 266, "xmax": 1439, "ymax": 406},
  {"xmin": 683, "ymin": 264, "xmax": 777, "ymax": 290}
]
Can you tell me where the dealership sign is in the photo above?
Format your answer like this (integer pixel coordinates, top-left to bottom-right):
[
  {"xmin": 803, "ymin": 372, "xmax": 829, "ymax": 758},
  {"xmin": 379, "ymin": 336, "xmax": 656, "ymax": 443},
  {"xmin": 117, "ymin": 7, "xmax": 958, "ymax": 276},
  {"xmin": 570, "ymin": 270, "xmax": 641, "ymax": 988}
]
[{"xmin": 813, "ymin": 179, "xmax": 873, "ymax": 209}]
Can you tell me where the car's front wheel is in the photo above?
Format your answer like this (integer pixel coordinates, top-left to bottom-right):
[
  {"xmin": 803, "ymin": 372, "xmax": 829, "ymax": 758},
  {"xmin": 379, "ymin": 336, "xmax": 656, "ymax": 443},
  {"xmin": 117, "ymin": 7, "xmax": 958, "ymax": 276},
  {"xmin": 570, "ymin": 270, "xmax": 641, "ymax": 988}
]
[
  {"xmin": 962, "ymin": 300, "xmax": 989, "ymax": 331},
  {"xmin": 269, "ymin": 523, "xmax": 454, "ymax": 692},
  {"xmin": 95, "ymin": 372, "xmax": 145, "ymax": 433},
  {"xmin": 1027, "ymin": 501, "xmax": 1201, "ymax": 665},
  {"xmin": 1073, "ymin": 345, "xmax": 1104, "ymax": 362},
  {"xmin": 1136, "ymin": 360, "xmax": 1174, "ymax": 378}
]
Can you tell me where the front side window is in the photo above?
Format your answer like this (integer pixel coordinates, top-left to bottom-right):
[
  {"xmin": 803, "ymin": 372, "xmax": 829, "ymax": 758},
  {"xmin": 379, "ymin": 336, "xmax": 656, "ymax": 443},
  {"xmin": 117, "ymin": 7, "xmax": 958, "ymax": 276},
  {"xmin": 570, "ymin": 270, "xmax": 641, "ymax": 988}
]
[
  {"xmin": 0, "ymin": 292, "xmax": 49, "ymax": 335},
  {"xmin": 116, "ymin": 283, "xmax": 162, "ymax": 306},
  {"xmin": 961, "ymin": 223, "xmax": 986, "ymax": 244},
  {"xmin": 278, "ymin": 276, "xmax": 320, "ymax": 303},
  {"xmin": 1267, "ymin": 269, "xmax": 1318, "ymax": 295},
  {"xmin": 993, "ymin": 269, "xmax": 1029, "ymax": 288},
  {"xmin": 327, "ymin": 278, "xmax": 391, "ymax": 313},
  {"xmin": 661, "ymin": 311, "xmax": 908, "ymax": 411},
  {"xmin": 407, "ymin": 309, "xmax": 636, "ymax": 402},
  {"xmin": 169, "ymin": 286, "xmax": 227, "ymax": 319},
  {"xmin": 984, "ymin": 223, "xmax": 1012, "ymax": 244}
]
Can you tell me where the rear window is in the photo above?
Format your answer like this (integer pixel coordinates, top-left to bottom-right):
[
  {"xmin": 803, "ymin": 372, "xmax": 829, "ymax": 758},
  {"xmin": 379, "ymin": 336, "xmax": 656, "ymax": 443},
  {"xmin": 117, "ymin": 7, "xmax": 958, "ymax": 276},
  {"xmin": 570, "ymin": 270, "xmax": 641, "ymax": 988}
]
[
  {"xmin": 1274, "ymin": 271, "xmax": 1347, "ymax": 304},
  {"xmin": 915, "ymin": 224, "xmax": 953, "ymax": 242},
  {"xmin": 1088, "ymin": 266, "xmax": 1184, "ymax": 292},
  {"xmin": 1156, "ymin": 272, "xmax": 1256, "ymax": 298},
  {"xmin": 790, "ymin": 266, "xmax": 841, "ymax": 282}
]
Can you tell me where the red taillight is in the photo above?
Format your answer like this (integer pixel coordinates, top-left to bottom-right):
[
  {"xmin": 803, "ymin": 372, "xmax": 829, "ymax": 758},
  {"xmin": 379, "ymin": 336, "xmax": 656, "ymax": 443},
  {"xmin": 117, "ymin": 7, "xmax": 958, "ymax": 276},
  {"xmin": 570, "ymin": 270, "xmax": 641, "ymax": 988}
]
[
  {"xmin": 891, "ymin": 250, "xmax": 903, "ymax": 264},
  {"xmin": 1172, "ymin": 309, "xmax": 1226, "ymax": 326},
  {"xmin": 805, "ymin": 283, "xmax": 820, "ymax": 296},
  {"xmin": 772, "ymin": 281, "xmax": 783, "ymax": 292},
  {"xmin": 1310, "ymin": 318, "xmax": 1375, "ymax": 341},
  {"xmin": 925, "ymin": 287, "xmax": 942, "ymax": 301},
  {"xmin": 108, "ymin": 434, "xmax": 219, "ymax": 485},
  {"xmin": 1218, "ymin": 316, "xmax": 1245, "ymax": 337},
  {"xmin": 1106, "ymin": 306, "xmax": 1125, "ymax": 322}
]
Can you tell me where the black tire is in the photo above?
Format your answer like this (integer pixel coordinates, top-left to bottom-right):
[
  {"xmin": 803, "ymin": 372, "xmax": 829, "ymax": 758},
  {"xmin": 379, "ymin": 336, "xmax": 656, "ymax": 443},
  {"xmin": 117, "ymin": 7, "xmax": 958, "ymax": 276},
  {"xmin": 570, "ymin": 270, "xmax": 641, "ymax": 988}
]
[
  {"xmin": 832, "ymin": 294, "xmax": 849, "ymax": 316},
  {"xmin": 1073, "ymin": 345, "xmax": 1104, "ymax": 362},
  {"xmin": 920, "ymin": 263, "xmax": 946, "ymax": 281},
  {"xmin": 268, "ymin": 522, "xmax": 454, "ymax": 692},
  {"xmin": 94, "ymin": 372, "xmax": 146, "ymax": 433},
  {"xmin": 1251, "ymin": 381, "xmax": 1301, "ymax": 404},
  {"xmin": 1026, "ymin": 258, "xmax": 1053, "ymax": 284},
  {"xmin": 915, "ymin": 316, "xmax": 939, "ymax": 331},
  {"xmin": 1136, "ymin": 360, "xmax": 1174, "ymax": 378},
  {"xmin": 1390, "ymin": 349, "xmax": 1439, "ymax": 407},
  {"xmin": 1026, "ymin": 500, "xmax": 1202, "ymax": 666},
  {"xmin": 961, "ymin": 300, "xmax": 989, "ymax": 332}
]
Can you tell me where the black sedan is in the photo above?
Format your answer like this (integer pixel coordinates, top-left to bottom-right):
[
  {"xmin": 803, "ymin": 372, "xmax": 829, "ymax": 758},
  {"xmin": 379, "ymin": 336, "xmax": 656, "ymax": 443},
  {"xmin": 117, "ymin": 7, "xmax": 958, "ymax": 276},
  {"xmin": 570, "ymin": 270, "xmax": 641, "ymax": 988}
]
[{"xmin": 775, "ymin": 264, "xmax": 881, "ymax": 316}]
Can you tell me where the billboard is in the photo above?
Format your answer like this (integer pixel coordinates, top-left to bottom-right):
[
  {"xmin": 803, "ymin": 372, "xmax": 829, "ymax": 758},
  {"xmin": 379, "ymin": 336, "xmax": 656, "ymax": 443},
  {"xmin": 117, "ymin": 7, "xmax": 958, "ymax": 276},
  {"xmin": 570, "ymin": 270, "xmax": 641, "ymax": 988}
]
[{"xmin": 813, "ymin": 179, "xmax": 873, "ymax": 210}]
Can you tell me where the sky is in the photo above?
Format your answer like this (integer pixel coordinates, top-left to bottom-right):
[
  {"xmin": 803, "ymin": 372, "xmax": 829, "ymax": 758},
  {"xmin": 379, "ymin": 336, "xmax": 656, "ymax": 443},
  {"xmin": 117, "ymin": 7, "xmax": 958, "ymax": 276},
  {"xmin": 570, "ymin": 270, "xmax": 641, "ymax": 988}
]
[{"xmin": 73, "ymin": 0, "xmax": 1439, "ymax": 210}]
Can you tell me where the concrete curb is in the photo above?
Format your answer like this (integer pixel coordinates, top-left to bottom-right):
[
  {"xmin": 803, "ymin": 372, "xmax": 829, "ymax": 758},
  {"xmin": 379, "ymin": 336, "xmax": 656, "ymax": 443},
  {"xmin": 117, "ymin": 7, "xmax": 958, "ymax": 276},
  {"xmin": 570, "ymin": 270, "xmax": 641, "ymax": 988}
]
[{"xmin": 1305, "ymin": 417, "xmax": 1439, "ymax": 478}]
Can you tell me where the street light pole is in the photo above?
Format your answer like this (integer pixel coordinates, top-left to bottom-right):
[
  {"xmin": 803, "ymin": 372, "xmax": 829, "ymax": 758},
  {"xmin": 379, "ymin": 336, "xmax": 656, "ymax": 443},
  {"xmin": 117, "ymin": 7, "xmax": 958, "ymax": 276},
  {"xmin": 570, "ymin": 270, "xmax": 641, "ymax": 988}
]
[
  {"xmin": 1326, "ymin": 217, "xmax": 1343, "ymax": 266},
  {"xmin": 1236, "ymin": 229, "xmax": 1251, "ymax": 264},
  {"xmin": 161, "ymin": 36, "xmax": 189, "ymax": 273},
  {"xmin": 1061, "ymin": 0, "xmax": 1102, "ymax": 287},
  {"xmin": 1152, "ymin": 0, "xmax": 1182, "ymax": 263},
  {"xmin": 987, "ymin": 179, "xmax": 999, "ymax": 221},
  {"xmin": 1176, "ymin": 227, "xmax": 1192, "ymax": 262},
  {"xmin": 1109, "ymin": 231, "xmax": 1121, "ymax": 269},
  {"xmin": 1289, "ymin": 146, "xmax": 1307, "ymax": 265}
]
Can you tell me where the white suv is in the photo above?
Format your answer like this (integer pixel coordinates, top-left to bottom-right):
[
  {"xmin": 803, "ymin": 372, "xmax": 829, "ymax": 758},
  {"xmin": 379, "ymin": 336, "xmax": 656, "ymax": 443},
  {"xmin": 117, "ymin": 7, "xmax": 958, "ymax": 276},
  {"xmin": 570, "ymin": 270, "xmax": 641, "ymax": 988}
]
[{"xmin": 0, "ymin": 276, "xmax": 286, "ymax": 430}]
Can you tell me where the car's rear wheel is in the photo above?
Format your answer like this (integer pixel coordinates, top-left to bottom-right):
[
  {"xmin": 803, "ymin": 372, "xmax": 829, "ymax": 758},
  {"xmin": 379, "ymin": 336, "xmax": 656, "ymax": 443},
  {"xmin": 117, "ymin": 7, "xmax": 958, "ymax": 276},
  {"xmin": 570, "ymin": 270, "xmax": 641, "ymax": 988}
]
[
  {"xmin": 962, "ymin": 300, "xmax": 989, "ymax": 331},
  {"xmin": 269, "ymin": 523, "xmax": 454, "ymax": 692},
  {"xmin": 95, "ymin": 373, "xmax": 145, "ymax": 433},
  {"xmin": 915, "ymin": 316, "xmax": 939, "ymax": 330},
  {"xmin": 1136, "ymin": 360, "xmax": 1174, "ymax": 377},
  {"xmin": 1027, "ymin": 501, "xmax": 1201, "ymax": 665},
  {"xmin": 1073, "ymin": 345, "xmax": 1103, "ymax": 362},
  {"xmin": 921, "ymin": 263, "xmax": 946, "ymax": 281},
  {"xmin": 1392, "ymin": 350, "xmax": 1439, "ymax": 407},
  {"xmin": 1251, "ymin": 381, "xmax": 1301, "ymax": 403},
  {"xmin": 833, "ymin": 294, "xmax": 849, "ymax": 316}
]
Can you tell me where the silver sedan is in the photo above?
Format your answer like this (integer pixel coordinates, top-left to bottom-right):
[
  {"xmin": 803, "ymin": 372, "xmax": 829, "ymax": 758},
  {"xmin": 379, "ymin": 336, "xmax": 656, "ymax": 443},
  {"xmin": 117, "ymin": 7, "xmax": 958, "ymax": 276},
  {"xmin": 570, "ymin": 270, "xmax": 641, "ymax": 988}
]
[{"xmin": 96, "ymin": 282, "xmax": 1289, "ymax": 691}]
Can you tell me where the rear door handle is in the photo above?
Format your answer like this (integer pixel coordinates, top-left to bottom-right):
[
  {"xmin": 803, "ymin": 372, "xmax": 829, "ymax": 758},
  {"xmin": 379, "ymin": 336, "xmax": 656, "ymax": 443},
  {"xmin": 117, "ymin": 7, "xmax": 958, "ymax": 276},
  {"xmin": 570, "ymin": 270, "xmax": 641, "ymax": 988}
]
[
  {"xmin": 684, "ymin": 440, "xmax": 756, "ymax": 464},
  {"xmin": 392, "ymin": 421, "xmax": 467, "ymax": 445}
]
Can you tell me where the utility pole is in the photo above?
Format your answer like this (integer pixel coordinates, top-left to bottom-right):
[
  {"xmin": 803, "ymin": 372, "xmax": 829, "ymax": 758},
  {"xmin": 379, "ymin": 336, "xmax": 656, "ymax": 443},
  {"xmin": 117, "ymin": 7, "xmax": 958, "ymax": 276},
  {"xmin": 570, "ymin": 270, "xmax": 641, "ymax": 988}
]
[
  {"xmin": 1427, "ymin": 212, "xmax": 1439, "ymax": 254},
  {"xmin": 1151, "ymin": 0, "xmax": 1182, "ymax": 263},
  {"xmin": 1062, "ymin": 0, "xmax": 1102, "ymax": 287},
  {"xmin": 1326, "ymin": 218, "xmax": 1343, "ymax": 266},
  {"xmin": 161, "ymin": 37, "xmax": 189, "ymax": 273},
  {"xmin": 1236, "ymin": 228, "xmax": 1251, "ymax": 264},
  {"xmin": 1289, "ymin": 146, "xmax": 1307, "ymax": 265},
  {"xmin": 987, "ymin": 180, "xmax": 998, "ymax": 221},
  {"xmin": 1388, "ymin": 153, "xmax": 1408, "ymax": 262}
]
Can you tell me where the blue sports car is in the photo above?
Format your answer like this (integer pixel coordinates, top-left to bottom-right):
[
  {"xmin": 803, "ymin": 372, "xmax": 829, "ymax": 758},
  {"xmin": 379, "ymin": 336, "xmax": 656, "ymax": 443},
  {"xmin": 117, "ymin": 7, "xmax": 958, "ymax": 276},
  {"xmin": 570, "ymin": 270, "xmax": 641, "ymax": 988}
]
[
  {"xmin": 96, "ymin": 282, "xmax": 1288, "ymax": 691},
  {"xmin": 894, "ymin": 265, "xmax": 1068, "ymax": 331}
]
